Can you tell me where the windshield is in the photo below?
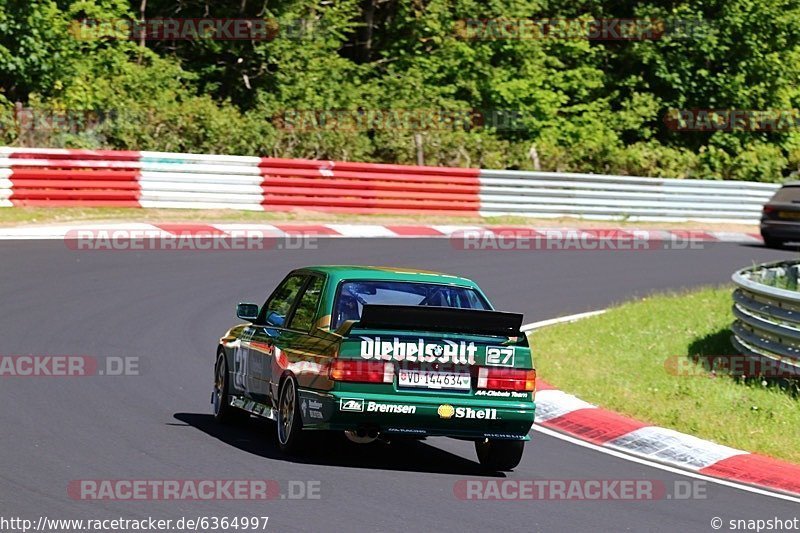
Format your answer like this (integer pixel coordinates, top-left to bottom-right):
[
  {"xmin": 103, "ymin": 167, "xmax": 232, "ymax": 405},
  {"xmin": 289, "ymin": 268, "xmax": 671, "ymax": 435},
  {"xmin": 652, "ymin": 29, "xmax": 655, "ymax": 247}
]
[{"xmin": 331, "ymin": 280, "xmax": 490, "ymax": 328}]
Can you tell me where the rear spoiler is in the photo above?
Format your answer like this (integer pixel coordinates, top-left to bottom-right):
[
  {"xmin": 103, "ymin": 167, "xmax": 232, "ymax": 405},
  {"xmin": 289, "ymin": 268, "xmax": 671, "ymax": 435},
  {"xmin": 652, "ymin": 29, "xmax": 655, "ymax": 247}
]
[{"xmin": 352, "ymin": 304, "xmax": 524, "ymax": 337}]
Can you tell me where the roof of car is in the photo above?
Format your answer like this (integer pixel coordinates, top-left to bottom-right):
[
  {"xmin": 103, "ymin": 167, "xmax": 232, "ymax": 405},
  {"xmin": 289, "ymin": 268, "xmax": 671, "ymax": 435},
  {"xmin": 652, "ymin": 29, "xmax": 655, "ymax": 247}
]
[{"xmin": 296, "ymin": 265, "xmax": 479, "ymax": 287}]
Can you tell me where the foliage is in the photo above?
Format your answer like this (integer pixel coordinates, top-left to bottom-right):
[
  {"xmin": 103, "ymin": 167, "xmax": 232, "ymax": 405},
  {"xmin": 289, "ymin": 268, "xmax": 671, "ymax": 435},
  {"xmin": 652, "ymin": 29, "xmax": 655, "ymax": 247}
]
[{"xmin": 1, "ymin": 0, "xmax": 799, "ymax": 180}]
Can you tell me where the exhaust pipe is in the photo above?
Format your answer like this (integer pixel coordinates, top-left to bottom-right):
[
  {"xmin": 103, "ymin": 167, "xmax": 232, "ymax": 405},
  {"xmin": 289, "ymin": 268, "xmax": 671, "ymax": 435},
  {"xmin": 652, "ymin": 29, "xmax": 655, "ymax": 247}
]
[{"xmin": 344, "ymin": 428, "xmax": 378, "ymax": 444}]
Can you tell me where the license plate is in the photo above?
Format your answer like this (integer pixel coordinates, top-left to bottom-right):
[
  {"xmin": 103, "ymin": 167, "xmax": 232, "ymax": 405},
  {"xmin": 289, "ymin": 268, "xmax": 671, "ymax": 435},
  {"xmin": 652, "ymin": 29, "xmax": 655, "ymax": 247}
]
[
  {"xmin": 778, "ymin": 211, "xmax": 800, "ymax": 220},
  {"xmin": 398, "ymin": 370, "xmax": 471, "ymax": 390}
]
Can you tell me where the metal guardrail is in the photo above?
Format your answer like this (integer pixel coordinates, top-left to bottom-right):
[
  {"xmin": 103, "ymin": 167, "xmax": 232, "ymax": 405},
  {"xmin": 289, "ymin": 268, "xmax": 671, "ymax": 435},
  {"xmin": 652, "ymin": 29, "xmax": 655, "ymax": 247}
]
[
  {"xmin": 0, "ymin": 147, "xmax": 482, "ymax": 213},
  {"xmin": 479, "ymin": 169, "xmax": 779, "ymax": 223},
  {"xmin": 731, "ymin": 261, "xmax": 800, "ymax": 372},
  {"xmin": 0, "ymin": 147, "xmax": 781, "ymax": 221}
]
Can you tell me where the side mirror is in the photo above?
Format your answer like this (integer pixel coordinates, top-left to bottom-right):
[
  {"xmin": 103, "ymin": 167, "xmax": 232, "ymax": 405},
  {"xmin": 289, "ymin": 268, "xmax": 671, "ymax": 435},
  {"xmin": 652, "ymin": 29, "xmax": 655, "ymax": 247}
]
[{"xmin": 236, "ymin": 302, "xmax": 259, "ymax": 321}]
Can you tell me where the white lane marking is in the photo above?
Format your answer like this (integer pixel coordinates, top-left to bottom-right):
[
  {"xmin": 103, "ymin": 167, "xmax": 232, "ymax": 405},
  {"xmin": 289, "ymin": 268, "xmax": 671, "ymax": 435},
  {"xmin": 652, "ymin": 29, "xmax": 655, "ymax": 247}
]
[
  {"xmin": 0, "ymin": 223, "xmax": 161, "ymax": 239},
  {"xmin": 708, "ymin": 231, "xmax": 762, "ymax": 243},
  {"xmin": 606, "ymin": 426, "xmax": 747, "ymax": 470},
  {"xmin": 0, "ymin": 225, "xmax": 70, "ymax": 238},
  {"xmin": 324, "ymin": 224, "xmax": 397, "ymax": 237},
  {"xmin": 431, "ymin": 225, "xmax": 485, "ymax": 235},
  {"xmin": 212, "ymin": 224, "xmax": 283, "ymax": 235},
  {"xmin": 522, "ymin": 309, "xmax": 607, "ymax": 331},
  {"xmin": 534, "ymin": 389, "xmax": 596, "ymax": 423},
  {"xmin": 532, "ymin": 424, "xmax": 800, "ymax": 503}
]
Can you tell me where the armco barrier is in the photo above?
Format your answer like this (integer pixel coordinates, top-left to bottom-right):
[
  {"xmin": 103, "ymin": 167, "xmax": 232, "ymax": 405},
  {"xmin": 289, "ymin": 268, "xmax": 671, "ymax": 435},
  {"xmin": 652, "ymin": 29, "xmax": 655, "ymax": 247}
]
[
  {"xmin": 731, "ymin": 261, "xmax": 800, "ymax": 374},
  {"xmin": 0, "ymin": 148, "xmax": 481, "ymax": 215},
  {"xmin": 0, "ymin": 147, "xmax": 779, "ymax": 221},
  {"xmin": 479, "ymin": 169, "xmax": 778, "ymax": 222}
]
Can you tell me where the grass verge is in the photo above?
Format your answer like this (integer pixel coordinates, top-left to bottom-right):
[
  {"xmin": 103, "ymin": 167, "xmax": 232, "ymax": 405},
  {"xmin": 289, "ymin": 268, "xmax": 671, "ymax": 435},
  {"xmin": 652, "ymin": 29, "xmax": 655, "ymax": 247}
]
[
  {"xmin": 0, "ymin": 207, "xmax": 759, "ymax": 232},
  {"xmin": 530, "ymin": 287, "xmax": 800, "ymax": 463}
]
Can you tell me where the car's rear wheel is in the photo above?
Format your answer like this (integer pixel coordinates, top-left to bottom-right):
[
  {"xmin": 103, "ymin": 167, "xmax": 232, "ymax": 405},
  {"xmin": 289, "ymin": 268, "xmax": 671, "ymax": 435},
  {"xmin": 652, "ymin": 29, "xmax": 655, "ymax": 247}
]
[
  {"xmin": 762, "ymin": 234, "xmax": 785, "ymax": 249},
  {"xmin": 213, "ymin": 353, "xmax": 248, "ymax": 424},
  {"xmin": 475, "ymin": 439, "xmax": 524, "ymax": 471},
  {"xmin": 277, "ymin": 377, "xmax": 304, "ymax": 454}
]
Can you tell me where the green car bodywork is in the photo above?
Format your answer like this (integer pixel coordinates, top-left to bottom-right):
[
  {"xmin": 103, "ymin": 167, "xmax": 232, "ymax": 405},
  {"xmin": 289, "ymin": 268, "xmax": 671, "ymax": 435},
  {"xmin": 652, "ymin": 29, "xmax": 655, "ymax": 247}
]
[{"xmin": 213, "ymin": 265, "xmax": 536, "ymax": 469}]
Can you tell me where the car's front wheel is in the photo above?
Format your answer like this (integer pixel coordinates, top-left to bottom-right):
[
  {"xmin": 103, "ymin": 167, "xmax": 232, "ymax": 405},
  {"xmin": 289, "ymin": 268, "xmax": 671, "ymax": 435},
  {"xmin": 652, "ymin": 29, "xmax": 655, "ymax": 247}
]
[
  {"xmin": 213, "ymin": 352, "xmax": 248, "ymax": 424},
  {"xmin": 276, "ymin": 377, "xmax": 304, "ymax": 454},
  {"xmin": 475, "ymin": 439, "xmax": 524, "ymax": 471}
]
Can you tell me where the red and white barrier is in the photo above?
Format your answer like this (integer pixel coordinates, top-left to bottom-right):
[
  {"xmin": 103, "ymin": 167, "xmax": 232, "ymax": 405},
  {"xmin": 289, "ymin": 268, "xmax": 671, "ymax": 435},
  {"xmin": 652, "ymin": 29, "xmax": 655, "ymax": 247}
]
[
  {"xmin": 535, "ymin": 381, "xmax": 800, "ymax": 497},
  {"xmin": 0, "ymin": 147, "xmax": 775, "ymax": 221},
  {"xmin": 0, "ymin": 147, "xmax": 481, "ymax": 214}
]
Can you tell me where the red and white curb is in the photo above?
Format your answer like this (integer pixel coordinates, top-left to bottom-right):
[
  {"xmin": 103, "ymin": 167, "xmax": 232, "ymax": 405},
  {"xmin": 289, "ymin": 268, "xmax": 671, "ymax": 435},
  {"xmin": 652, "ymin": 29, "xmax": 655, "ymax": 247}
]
[
  {"xmin": 527, "ymin": 314, "xmax": 800, "ymax": 501},
  {"xmin": 0, "ymin": 223, "xmax": 763, "ymax": 242}
]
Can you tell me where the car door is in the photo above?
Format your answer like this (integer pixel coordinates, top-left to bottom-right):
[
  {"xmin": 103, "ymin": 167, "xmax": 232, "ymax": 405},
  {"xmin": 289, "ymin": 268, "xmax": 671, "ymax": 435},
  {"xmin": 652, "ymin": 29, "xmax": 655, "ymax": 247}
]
[
  {"xmin": 245, "ymin": 273, "xmax": 309, "ymax": 403},
  {"xmin": 276, "ymin": 275, "xmax": 338, "ymax": 392}
]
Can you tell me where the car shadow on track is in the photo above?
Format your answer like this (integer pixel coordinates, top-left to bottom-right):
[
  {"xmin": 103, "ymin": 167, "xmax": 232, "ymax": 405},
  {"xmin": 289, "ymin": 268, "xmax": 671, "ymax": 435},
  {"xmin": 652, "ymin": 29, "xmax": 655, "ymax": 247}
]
[
  {"xmin": 739, "ymin": 243, "xmax": 799, "ymax": 252},
  {"xmin": 172, "ymin": 412, "xmax": 504, "ymax": 477}
]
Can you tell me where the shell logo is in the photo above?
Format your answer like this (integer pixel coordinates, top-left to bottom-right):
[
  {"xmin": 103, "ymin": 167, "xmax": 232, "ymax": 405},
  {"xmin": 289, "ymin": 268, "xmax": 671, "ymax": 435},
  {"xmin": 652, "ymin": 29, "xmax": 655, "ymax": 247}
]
[{"xmin": 437, "ymin": 404, "xmax": 455, "ymax": 419}]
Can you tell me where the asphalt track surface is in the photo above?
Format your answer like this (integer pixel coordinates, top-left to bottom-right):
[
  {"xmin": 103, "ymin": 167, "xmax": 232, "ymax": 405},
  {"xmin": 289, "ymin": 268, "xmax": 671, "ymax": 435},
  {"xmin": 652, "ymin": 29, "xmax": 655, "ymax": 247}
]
[{"xmin": 1, "ymin": 238, "xmax": 798, "ymax": 532}]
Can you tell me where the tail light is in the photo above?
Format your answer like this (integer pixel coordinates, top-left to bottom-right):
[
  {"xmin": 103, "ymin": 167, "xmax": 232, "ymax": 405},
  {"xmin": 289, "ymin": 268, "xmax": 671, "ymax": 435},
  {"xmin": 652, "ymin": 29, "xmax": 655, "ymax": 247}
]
[
  {"xmin": 477, "ymin": 367, "xmax": 536, "ymax": 391},
  {"xmin": 328, "ymin": 359, "xmax": 394, "ymax": 384},
  {"xmin": 763, "ymin": 205, "xmax": 776, "ymax": 215}
]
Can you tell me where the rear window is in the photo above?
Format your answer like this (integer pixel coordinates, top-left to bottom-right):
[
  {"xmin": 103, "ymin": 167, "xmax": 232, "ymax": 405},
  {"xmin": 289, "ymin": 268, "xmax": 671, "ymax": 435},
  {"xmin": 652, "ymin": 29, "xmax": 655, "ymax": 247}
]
[
  {"xmin": 331, "ymin": 280, "xmax": 490, "ymax": 328},
  {"xmin": 769, "ymin": 185, "xmax": 800, "ymax": 203}
]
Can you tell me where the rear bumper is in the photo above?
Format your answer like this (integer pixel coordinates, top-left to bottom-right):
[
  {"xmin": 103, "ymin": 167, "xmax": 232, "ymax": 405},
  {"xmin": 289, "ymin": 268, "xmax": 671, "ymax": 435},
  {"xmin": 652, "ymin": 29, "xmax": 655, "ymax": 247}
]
[
  {"xmin": 297, "ymin": 388, "xmax": 535, "ymax": 440},
  {"xmin": 760, "ymin": 220, "xmax": 800, "ymax": 240}
]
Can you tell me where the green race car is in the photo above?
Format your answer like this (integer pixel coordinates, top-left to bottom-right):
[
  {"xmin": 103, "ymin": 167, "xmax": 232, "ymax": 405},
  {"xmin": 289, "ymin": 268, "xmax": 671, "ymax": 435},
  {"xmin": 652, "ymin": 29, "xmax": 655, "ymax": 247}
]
[{"xmin": 213, "ymin": 266, "xmax": 536, "ymax": 470}]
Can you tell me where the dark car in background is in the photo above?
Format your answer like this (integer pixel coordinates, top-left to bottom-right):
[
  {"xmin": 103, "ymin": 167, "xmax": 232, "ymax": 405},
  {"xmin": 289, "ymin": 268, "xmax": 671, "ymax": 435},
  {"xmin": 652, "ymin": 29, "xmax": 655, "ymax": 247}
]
[{"xmin": 761, "ymin": 183, "xmax": 800, "ymax": 248}]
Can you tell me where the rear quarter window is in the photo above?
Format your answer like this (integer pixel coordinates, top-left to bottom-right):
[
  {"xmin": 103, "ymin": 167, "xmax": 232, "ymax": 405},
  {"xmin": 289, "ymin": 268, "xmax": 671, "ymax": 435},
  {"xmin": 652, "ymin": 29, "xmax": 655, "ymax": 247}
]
[{"xmin": 288, "ymin": 276, "xmax": 324, "ymax": 332}]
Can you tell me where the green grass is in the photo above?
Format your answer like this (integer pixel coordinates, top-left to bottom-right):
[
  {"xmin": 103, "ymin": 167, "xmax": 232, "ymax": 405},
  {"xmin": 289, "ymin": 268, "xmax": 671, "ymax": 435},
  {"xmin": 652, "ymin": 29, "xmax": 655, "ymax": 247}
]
[
  {"xmin": 0, "ymin": 207, "xmax": 565, "ymax": 226},
  {"xmin": 755, "ymin": 268, "xmax": 799, "ymax": 292},
  {"xmin": 530, "ymin": 287, "xmax": 800, "ymax": 463}
]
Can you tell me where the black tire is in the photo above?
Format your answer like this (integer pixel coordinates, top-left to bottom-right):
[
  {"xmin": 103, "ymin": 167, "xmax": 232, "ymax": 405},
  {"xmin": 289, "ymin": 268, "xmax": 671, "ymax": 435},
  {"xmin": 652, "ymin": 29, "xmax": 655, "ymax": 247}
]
[
  {"xmin": 475, "ymin": 439, "xmax": 525, "ymax": 471},
  {"xmin": 762, "ymin": 235, "xmax": 785, "ymax": 249},
  {"xmin": 213, "ymin": 352, "xmax": 249, "ymax": 424},
  {"xmin": 276, "ymin": 377, "xmax": 305, "ymax": 454}
]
